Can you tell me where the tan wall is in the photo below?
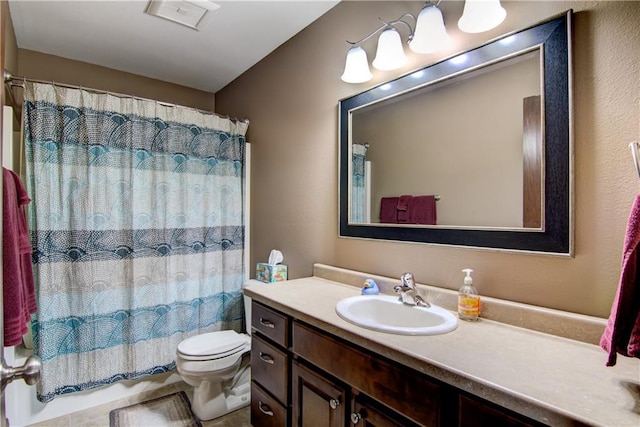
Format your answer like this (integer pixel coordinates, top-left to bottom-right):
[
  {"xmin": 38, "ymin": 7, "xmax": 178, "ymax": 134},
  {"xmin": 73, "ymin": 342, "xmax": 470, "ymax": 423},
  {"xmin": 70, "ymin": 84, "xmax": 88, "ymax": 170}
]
[
  {"xmin": 3, "ymin": 1, "xmax": 17, "ymax": 78},
  {"xmin": 11, "ymin": 49, "xmax": 215, "ymax": 112},
  {"xmin": 216, "ymin": 1, "xmax": 640, "ymax": 317}
]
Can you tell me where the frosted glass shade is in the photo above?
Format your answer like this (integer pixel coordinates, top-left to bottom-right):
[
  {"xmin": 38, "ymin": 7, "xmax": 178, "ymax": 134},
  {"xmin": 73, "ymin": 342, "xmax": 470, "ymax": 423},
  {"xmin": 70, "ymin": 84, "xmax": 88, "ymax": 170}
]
[
  {"xmin": 458, "ymin": 0, "xmax": 507, "ymax": 33},
  {"xmin": 372, "ymin": 28, "xmax": 407, "ymax": 71},
  {"xmin": 341, "ymin": 46, "xmax": 372, "ymax": 83},
  {"xmin": 409, "ymin": 5, "xmax": 451, "ymax": 54}
]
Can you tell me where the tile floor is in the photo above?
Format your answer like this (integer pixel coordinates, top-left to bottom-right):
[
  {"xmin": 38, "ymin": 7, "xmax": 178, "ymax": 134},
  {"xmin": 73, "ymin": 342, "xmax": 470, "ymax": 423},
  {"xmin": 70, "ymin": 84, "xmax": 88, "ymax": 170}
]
[{"xmin": 27, "ymin": 381, "xmax": 251, "ymax": 427}]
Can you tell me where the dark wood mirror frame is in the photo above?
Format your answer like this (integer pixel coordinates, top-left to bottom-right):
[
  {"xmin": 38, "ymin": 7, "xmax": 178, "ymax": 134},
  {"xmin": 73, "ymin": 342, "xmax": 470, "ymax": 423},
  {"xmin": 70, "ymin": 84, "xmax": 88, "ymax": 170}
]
[{"xmin": 338, "ymin": 12, "xmax": 573, "ymax": 255}]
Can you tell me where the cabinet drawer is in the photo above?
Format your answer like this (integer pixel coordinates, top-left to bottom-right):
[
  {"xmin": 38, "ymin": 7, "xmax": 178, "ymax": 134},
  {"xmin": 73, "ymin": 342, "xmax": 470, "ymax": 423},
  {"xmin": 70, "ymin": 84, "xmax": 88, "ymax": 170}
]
[
  {"xmin": 293, "ymin": 321, "xmax": 441, "ymax": 426},
  {"xmin": 251, "ymin": 381, "xmax": 288, "ymax": 427},
  {"xmin": 252, "ymin": 334, "xmax": 289, "ymax": 405},
  {"xmin": 252, "ymin": 302, "xmax": 289, "ymax": 347}
]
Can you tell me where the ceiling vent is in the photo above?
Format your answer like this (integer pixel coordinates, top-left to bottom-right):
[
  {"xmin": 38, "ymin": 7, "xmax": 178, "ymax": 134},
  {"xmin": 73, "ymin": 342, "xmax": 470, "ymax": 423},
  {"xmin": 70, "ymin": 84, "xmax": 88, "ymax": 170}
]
[{"xmin": 145, "ymin": 0, "xmax": 221, "ymax": 30}]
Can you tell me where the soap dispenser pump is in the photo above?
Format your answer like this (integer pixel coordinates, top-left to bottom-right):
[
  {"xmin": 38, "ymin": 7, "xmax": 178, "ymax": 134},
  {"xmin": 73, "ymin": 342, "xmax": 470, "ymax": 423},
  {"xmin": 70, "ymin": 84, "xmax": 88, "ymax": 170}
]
[{"xmin": 458, "ymin": 268, "xmax": 480, "ymax": 321}]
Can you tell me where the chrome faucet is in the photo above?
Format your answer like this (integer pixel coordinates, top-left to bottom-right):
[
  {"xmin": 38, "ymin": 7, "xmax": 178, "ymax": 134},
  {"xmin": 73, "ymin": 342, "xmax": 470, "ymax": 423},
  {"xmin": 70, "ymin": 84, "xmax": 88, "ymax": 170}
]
[{"xmin": 394, "ymin": 272, "xmax": 430, "ymax": 307}]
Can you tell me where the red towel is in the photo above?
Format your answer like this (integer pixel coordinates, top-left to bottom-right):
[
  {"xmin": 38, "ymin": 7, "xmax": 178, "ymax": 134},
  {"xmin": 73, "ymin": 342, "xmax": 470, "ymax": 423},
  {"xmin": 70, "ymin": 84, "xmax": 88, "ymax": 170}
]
[
  {"xmin": 410, "ymin": 195, "xmax": 437, "ymax": 225},
  {"xmin": 379, "ymin": 197, "xmax": 399, "ymax": 223},
  {"xmin": 397, "ymin": 195, "xmax": 412, "ymax": 223},
  {"xmin": 3, "ymin": 168, "xmax": 36, "ymax": 347},
  {"xmin": 601, "ymin": 194, "xmax": 640, "ymax": 366}
]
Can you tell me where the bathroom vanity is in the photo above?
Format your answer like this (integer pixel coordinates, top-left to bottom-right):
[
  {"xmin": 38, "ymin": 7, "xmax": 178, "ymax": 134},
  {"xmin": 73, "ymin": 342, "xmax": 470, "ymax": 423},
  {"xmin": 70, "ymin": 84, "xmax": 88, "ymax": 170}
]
[{"xmin": 246, "ymin": 265, "xmax": 640, "ymax": 427}]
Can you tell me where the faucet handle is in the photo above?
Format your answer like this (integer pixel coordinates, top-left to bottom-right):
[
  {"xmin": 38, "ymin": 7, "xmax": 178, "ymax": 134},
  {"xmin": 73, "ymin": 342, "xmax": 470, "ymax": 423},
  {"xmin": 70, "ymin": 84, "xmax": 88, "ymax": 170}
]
[{"xmin": 400, "ymin": 272, "xmax": 415, "ymax": 289}]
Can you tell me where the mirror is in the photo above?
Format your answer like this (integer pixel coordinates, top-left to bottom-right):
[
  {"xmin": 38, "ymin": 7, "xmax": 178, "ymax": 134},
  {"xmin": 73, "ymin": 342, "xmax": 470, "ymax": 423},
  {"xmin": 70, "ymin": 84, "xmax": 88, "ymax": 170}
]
[{"xmin": 339, "ymin": 12, "xmax": 572, "ymax": 254}]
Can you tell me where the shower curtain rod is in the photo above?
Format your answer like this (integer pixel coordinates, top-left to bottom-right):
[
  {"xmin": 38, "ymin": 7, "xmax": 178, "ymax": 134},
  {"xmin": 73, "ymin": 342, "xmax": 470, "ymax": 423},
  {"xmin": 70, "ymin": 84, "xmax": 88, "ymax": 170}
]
[{"xmin": 3, "ymin": 70, "xmax": 249, "ymax": 125}]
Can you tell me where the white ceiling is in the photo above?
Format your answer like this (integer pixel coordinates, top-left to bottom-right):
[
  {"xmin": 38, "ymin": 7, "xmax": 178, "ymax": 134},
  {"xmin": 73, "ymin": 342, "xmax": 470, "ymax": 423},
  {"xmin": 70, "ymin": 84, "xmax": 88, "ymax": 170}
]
[{"xmin": 8, "ymin": 0, "xmax": 340, "ymax": 93}]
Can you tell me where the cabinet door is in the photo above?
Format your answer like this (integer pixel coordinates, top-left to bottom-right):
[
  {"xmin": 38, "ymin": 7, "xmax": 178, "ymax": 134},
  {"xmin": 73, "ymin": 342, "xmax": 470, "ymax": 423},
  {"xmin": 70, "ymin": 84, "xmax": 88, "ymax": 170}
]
[
  {"xmin": 292, "ymin": 361, "xmax": 346, "ymax": 427},
  {"xmin": 350, "ymin": 396, "xmax": 421, "ymax": 427}
]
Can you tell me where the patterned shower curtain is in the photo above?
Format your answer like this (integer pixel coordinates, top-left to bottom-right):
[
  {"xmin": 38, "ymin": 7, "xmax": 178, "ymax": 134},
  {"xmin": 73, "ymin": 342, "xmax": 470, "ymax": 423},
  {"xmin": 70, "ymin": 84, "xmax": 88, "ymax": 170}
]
[
  {"xmin": 23, "ymin": 82, "xmax": 248, "ymax": 402},
  {"xmin": 351, "ymin": 143, "xmax": 367, "ymax": 223}
]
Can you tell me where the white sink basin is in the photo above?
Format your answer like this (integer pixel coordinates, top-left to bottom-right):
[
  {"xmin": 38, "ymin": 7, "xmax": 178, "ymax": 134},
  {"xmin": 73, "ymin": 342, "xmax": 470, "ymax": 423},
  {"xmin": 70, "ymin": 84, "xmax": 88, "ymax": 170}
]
[{"xmin": 335, "ymin": 294, "xmax": 458, "ymax": 336}]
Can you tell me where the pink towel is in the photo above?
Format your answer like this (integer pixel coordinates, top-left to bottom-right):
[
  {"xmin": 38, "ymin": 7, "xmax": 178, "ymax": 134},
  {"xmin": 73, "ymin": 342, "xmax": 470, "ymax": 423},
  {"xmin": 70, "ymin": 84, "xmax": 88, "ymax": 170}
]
[
  {"xmin": 410, "ymin": 195, "xmax": 437, "ymax": 225},
  {"xmin": 397, "ymin": 195, "xmax": 412, "ymax": 223},
  {"xmin": 379, "ymin": 197, "xmax": 399, "ymax": 223},
  {"xmin": 3, "ymin": 168, "xmax": 36, "ymax": 347},
  {"xmin": 601, "ymin": 194, "xmax": 640, "ymax": 366}
]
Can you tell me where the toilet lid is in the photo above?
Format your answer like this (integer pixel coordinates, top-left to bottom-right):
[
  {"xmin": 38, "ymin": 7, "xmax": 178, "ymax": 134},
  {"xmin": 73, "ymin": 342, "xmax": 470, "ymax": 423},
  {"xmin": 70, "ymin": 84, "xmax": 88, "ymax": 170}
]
[{"xmin": 178, "ymin": 330, "xmax": 248, "ymax": 359}]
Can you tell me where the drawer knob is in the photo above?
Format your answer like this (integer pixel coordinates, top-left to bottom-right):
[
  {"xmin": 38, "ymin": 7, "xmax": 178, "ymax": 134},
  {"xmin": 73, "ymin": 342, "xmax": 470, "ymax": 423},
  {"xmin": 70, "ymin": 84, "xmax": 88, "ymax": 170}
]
[
  {"xmin": 258, "ymin": 401, "xmax": 274, "ymax": 417},
  {"xmin": 351, "ymin": 411, "xmax": 364, "ymax": 424},
  {"xmin": 329, "ymin": 398, "xmax": 340, "ymax": 410},
  {"xmin": 258, "ymin": 352, "xmax": 275, "ymax": 365},
  {"xmin": 259, "ymin": 318, "xmax": 276, "ymax": 329}
]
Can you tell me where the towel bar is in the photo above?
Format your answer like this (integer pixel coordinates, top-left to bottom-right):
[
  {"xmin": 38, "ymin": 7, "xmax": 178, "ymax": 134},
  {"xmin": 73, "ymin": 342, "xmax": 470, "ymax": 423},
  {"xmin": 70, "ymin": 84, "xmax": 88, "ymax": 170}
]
[{"xmin": 629, "ymin": 141, "xmax": 640, "ymax": 180}]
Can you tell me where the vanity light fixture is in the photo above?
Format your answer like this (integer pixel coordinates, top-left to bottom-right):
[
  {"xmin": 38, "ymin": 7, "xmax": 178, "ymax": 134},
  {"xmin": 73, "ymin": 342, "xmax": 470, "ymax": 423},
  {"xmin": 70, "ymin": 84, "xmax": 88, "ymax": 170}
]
[
  {"xmin": 341, "ymin": 0, "xmax": 506, "ymax": 84},
  {"xmin": 341, "ymin": 46, "xmax": 373, "ymax": 83},
  {"xmin": 372, "ymin": 28, "xmax": 408, "ymax": 71},
  {"xmin": 458, "ymin": 0, "xmax": 507, "ymax": 33},
  {"xmin": 409, "ymin": 4, "xmax": 451, "ymax": 54}
]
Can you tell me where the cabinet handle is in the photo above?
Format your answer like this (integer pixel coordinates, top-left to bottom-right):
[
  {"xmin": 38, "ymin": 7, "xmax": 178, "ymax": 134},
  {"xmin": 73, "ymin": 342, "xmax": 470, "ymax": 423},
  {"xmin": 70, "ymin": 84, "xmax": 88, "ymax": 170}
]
[
  {"xmin": 258, "ymin": 401, "xmax": 274, "ymax": 417},
  {"xmin": 259, "ymin": 318, "xmax": 276, "ymax": 329},
  {"xmin": 329, "ymin": 398, "xmax": 340, "ymax": 410},
  {"xmin": 258, "ymin": 352, "xmax": 275, "ymax": 364},
  {"xmin": 351, "ymin": 411, "xmax": 364, "ymax": 425}
]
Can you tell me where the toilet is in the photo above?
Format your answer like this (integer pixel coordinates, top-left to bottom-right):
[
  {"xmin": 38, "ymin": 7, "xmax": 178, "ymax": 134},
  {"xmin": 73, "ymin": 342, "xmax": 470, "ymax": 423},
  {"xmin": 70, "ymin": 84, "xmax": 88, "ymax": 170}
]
[{"xmin": 176, "ymin": 280, "xmax": 261, "ymax": 421}]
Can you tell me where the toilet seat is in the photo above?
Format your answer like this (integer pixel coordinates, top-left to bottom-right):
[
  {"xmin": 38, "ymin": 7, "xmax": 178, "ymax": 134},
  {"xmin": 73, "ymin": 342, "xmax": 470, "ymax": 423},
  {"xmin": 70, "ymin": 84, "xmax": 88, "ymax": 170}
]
[{"xmin": 178, "ymin": 330, "xmax": 249, "ymax": 361}]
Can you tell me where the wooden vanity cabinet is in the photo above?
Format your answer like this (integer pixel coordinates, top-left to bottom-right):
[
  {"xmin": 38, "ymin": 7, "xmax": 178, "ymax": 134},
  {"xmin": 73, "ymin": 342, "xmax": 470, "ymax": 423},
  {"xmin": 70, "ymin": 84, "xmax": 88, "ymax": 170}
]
[
  {"xmin": 250, "ymin": 301, "xmax": 549, "ymax": 427},
  {"xmin": 292, "ymin": 321, "xmax": 443, "ymax": 426}
]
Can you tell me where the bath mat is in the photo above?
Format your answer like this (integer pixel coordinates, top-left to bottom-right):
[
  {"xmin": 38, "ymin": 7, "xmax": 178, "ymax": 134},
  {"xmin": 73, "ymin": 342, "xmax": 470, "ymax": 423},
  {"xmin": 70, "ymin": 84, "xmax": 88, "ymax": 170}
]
[{"xmin": 109, "ymin": 391, "xmax": 202, "ymax": 427}]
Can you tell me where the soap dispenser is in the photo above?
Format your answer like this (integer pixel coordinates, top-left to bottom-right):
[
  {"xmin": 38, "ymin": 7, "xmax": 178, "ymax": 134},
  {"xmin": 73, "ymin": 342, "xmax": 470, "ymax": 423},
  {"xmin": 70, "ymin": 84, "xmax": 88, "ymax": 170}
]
[{"xmin": 458, "ymin": 268, "xmax": 480, "ymax": 321}]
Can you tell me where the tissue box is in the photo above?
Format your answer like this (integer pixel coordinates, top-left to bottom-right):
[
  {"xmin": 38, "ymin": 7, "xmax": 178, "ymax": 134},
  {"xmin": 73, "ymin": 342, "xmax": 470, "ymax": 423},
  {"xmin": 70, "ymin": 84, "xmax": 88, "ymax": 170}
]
[{"xmin": 256, "ymin": 263, "xmax": 288, "ymax": 283}]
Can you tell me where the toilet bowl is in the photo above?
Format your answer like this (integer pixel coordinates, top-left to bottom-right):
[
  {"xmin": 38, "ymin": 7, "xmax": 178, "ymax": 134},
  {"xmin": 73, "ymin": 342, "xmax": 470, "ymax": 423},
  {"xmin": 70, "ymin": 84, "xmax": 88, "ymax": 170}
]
[{"xmin": 176, "ymin": 280, "xmax": 262, "ymax": 421}]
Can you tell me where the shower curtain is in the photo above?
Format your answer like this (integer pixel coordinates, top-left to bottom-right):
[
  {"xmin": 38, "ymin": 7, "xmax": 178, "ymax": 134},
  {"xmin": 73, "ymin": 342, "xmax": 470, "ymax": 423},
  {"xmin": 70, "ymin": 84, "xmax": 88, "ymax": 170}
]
[
  {"xmin": 23, "ymin": 82, "xmax": 248, "ymax": 402},
  {"xmin": 351, "ymin": 143, "xmax": 367, "ymax": 223}
]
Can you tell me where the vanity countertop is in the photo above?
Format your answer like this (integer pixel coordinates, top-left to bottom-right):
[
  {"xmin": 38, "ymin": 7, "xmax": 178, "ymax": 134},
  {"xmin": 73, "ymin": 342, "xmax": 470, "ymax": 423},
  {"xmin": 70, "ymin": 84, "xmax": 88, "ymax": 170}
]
[{"xmin": 244, "ymin": 276, "xmax": 640, "ymax": 427}]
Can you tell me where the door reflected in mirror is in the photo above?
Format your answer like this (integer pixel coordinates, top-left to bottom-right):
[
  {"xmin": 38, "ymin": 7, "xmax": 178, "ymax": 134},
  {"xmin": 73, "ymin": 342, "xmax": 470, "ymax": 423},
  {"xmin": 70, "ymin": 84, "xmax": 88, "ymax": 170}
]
[{"xmin": 350, "ymin": 50, "xmax": 542, "ymax": 229}]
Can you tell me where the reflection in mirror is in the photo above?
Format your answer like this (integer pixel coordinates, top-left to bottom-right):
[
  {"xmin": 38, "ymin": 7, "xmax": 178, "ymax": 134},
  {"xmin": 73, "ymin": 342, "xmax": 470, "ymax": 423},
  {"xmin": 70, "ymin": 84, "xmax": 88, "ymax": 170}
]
[
  {"xmin": 351, "ymin": 50, "xmax": 542, "ymax": 229},
  {"xmin": 339, "ymin": 12, "xmax": 572, "ymax": 254}
]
